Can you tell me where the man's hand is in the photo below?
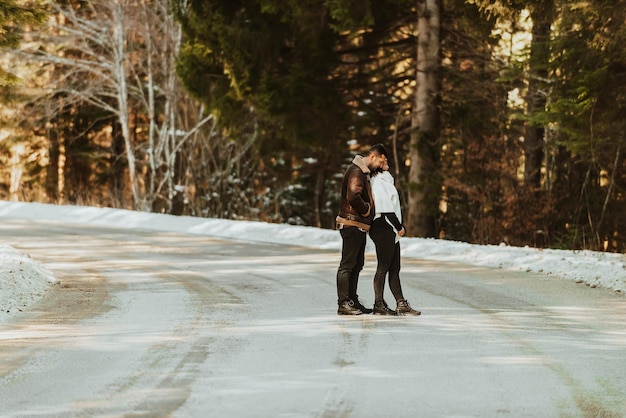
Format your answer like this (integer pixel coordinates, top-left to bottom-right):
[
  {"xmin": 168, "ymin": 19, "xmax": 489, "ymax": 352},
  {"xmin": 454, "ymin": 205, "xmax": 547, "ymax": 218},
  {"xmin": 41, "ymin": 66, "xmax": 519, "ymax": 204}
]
[{"xmin": 398, "ymin": 227, "xmax": 406, "ymax": 237}]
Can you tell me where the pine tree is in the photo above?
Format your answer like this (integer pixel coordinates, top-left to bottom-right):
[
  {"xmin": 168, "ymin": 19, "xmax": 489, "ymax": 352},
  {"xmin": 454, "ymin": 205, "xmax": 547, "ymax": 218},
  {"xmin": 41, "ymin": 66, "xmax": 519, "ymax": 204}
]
[
  {"xmin": 0, "ymin": 0, "xmax": 46, "ymax": 86},
  {"xmin": 172, "ymin": 0, "xmax": 415, "ymax": 226}
]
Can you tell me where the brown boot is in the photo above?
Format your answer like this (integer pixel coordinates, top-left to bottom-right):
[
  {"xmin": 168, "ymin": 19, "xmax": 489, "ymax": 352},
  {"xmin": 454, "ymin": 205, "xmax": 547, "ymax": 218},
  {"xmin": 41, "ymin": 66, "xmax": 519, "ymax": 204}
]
[{"xmin": 396, "ymin": 299, "xmax": 421, "ymax": 316}]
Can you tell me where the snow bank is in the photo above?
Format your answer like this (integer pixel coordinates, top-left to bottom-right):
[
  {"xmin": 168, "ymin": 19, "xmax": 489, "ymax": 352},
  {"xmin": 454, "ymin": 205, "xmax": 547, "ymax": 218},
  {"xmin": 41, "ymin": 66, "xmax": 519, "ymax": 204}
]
[{"xmin": 0, "ymin": 244, "xmax": 57, "ymax": 315}]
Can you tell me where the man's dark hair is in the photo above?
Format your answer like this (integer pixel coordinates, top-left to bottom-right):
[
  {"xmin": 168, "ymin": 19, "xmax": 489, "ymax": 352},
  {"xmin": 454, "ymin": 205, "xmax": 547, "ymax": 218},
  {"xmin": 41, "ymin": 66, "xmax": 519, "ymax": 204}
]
[{"xmin": 365, "ymin": 143, "xmax": 388, "ymax": 159}]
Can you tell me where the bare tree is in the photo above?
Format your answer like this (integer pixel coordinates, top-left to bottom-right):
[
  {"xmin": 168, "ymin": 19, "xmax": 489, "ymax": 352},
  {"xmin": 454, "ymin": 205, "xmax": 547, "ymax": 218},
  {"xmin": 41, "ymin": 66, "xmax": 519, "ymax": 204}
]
[{"xmin": 16, "ymin": 0, "xmax": 214, "ymax": 211}]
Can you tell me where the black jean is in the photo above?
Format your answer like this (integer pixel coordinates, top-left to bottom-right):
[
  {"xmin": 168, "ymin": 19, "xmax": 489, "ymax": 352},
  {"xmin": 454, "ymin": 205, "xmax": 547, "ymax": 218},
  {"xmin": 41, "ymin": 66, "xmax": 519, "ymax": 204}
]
[
  {"xmin": 369, "ymin": 217, "xmax": 405, "ymax": 303},
  {"xmin": 336, "ymin": 226, "xmax": 367, "ymax": 305}
]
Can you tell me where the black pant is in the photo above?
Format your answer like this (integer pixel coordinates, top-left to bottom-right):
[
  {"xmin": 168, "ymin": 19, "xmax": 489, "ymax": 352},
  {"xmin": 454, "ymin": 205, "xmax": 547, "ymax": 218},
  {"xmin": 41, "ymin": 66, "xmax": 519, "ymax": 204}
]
[
  {"xmin": 369, "ymin": 217, "xmax": 405, "ymax": 303},
  {"xmin": 336, "ymin": 226, "xmax": 366, "ymax": 304}
]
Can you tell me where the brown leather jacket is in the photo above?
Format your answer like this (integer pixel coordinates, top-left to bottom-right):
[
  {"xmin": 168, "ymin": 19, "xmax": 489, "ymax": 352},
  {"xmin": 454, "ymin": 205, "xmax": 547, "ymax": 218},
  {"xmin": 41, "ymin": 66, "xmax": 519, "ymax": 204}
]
[{"xmin": 336, "ymin": 156, "xmax": 375, "ymax": 231}]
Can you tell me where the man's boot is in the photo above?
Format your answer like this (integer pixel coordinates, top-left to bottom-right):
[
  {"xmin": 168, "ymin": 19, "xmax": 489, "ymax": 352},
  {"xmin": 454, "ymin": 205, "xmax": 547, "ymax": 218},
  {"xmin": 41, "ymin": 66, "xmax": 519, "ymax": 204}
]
[
  {"xmin": 353, "ymin": 297, "xmax": 373, "ymax": 314},
  {"xmin": 337, "ymin": 300, "xmax": 363, "ymax": 315}
]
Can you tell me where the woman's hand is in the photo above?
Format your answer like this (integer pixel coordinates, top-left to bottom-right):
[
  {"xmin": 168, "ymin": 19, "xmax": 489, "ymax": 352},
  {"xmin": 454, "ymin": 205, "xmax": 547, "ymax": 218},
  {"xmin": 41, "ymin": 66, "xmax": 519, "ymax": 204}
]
[{"xmin": 398, "ymin": 227, "xmax": 406, "ymax": 237}]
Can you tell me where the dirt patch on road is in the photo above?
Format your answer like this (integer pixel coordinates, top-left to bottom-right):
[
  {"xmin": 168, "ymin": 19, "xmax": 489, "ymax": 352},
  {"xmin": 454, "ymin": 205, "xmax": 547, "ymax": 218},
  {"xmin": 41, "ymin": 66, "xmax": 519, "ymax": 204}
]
[
  {"xmin": 0, "ymin": 273, "xmax": 113, "ymax": 378},
  {"xmin": 42, "ymin": 274, "xmax": 112, "ymax": 322}
]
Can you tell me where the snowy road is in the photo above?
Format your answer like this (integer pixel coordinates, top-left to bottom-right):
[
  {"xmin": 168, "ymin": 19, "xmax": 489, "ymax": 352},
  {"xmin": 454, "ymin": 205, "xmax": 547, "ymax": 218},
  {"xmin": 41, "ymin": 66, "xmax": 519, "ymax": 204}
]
[{"xmin": 1, "ymin": 220, "xmax": 625, "ymax": 417}]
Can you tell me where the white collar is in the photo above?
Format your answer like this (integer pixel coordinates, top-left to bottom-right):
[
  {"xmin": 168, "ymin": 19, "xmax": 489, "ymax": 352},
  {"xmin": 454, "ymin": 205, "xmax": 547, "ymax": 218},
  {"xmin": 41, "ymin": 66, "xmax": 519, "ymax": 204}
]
[{"xmin": 374, "ymin": 171, "xmax": 394, "ymax": 185}]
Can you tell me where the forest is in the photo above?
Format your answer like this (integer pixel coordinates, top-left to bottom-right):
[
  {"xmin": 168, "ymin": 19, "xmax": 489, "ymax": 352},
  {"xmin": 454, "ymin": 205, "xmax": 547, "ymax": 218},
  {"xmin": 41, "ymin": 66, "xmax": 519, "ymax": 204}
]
[{"xmin": 1, "ymin": 0, "xmax": 625, "ymax": 252}]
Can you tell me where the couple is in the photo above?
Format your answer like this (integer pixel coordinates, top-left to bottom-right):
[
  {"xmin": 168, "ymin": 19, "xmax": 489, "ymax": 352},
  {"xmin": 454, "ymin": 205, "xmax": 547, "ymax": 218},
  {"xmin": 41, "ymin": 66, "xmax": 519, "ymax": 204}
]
[{"xmin": 335, "ymin": 144, "xmax": 421, "ymax": 316}]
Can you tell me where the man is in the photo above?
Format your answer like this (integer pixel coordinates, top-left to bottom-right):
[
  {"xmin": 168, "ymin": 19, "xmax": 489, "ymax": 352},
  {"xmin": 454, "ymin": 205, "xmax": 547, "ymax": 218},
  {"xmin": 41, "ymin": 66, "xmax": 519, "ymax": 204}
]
[{"xmin": 335, "ymin": 143, "xmax": 388, "ymax": 315}]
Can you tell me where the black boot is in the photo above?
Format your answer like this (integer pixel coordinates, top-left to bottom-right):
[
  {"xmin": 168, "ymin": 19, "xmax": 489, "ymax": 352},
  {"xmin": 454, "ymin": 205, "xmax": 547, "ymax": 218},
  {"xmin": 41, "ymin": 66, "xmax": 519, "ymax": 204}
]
[
  {"xmin": 373, "ymin": 300, "xmax": 396, "ymax": 316},
  {"xmin": 337, "ymin": 300, "xmax": 363, "ymax": 315},
  {"xmin": 353, "ymin": 297, "xmax": 373, "ymax": 314}
]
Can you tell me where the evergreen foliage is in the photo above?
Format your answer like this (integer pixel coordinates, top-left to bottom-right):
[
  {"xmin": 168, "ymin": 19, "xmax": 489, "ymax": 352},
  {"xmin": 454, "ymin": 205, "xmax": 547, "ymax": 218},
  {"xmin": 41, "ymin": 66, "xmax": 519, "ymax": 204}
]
[
  {"xmin": 0, "ymin": 0, "xmax": 46, "ymax": 85},
  {"xmin": 172, "ymin": 0, "xmax": 415, "ymax": 227}
]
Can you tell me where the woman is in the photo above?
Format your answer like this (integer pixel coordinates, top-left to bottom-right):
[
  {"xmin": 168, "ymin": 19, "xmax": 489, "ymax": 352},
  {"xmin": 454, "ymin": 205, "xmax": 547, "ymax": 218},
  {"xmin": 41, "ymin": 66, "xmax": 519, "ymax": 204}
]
[{"xmin": 369, "ymin": 159, "xmax": 421, "ymax": 316}]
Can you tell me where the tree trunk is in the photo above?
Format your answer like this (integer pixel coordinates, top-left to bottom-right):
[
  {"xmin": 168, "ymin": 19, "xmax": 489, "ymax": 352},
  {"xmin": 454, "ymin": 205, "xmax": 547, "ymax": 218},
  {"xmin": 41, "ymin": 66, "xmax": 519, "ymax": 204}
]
[
  {"xmin": 45, "ymin": 127, "xmax": 60, "ymax": 202},
  {"xmin": 407, "ymin": 0, "xmax": 441, "ymax": 237},
  {"xmin": 112, "ymin": 2, "xmax": 140, "ymax": 210},
  {"xmin": 524, "ymin": 1, "xmax": 554, "ymax": 189}
]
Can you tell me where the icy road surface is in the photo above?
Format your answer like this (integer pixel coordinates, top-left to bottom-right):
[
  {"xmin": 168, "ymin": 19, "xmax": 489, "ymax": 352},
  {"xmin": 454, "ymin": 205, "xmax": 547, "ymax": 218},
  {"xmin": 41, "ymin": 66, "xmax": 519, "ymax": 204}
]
[{"xmin": 0, "ymin": 220, "xmax": 625, "ymax": 417}]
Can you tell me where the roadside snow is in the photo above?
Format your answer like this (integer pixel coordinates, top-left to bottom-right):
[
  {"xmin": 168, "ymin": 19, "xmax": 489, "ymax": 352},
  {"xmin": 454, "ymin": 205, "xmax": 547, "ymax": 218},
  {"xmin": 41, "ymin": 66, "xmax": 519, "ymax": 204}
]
[
  {"xmin": 1, "ymin": 201, "xmax": 624, "ymax": 320},
  {"xmin": 0, "ymin": 244, "xmax": 56, "ymax": 315}
]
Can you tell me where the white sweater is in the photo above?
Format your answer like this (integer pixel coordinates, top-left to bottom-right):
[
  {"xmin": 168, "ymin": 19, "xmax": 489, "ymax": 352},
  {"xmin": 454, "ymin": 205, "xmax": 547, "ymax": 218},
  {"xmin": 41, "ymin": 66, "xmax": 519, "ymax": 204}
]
[{"xmin": 370, "ymin": 171, "xmax": 402, "ymax": 241}]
